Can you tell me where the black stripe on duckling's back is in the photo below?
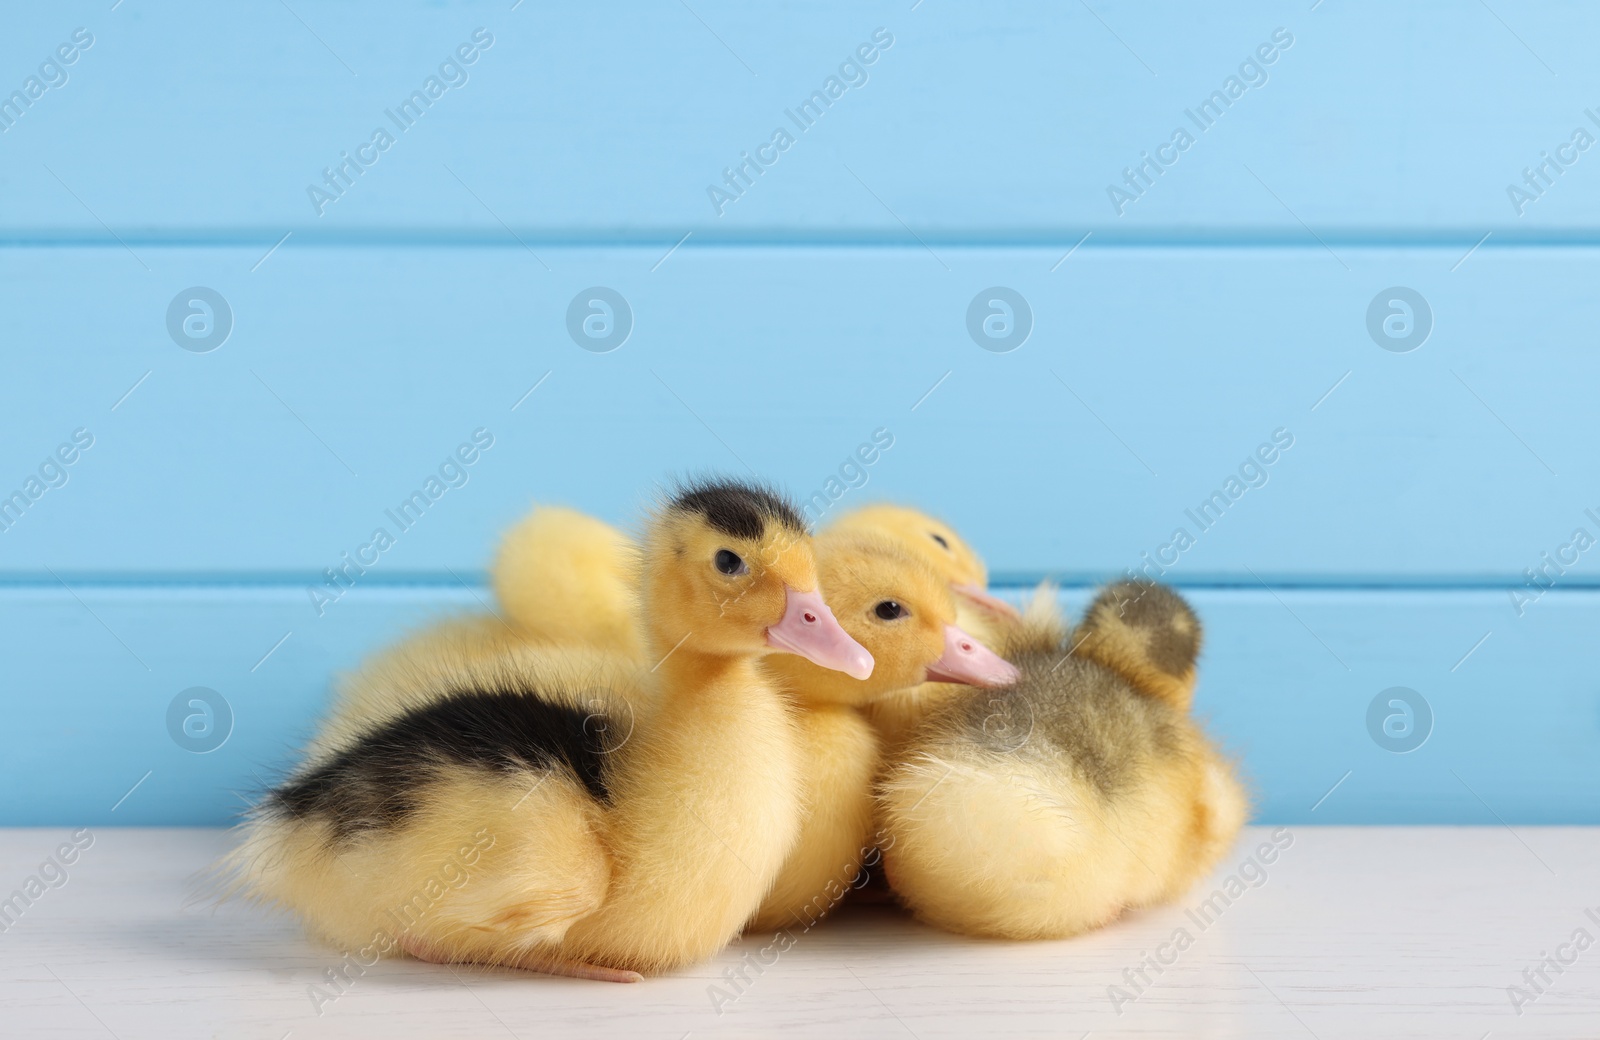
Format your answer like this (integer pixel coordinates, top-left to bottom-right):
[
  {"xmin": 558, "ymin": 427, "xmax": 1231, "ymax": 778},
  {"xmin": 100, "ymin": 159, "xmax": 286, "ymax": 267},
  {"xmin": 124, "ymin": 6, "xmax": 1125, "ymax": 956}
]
[
  {"xmin": 270, "ymin": 688, "xmax": 614, "ymax": 842},
  {"xmin": 670, "ymin": 477, "xmax": 807, "ymax": 538}
]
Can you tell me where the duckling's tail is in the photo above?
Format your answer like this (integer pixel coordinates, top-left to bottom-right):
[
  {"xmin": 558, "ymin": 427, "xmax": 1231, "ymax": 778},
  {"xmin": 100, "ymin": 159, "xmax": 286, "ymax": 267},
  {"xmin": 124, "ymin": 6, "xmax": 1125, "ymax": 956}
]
[{"xmin": 1072, "ymin": 580, "xmax": 1201, "ymax": 711}]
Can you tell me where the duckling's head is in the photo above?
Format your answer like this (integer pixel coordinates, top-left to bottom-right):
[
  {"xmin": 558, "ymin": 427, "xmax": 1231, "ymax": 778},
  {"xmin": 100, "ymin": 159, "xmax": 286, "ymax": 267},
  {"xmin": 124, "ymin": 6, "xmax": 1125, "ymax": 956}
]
[
  {"xmin": 765, "ymin": 530, "xmax": 1019, "ymax": 706},
  {"xmin": 642, "ymin": 478, "xmax": 873, "ymax": 679},
  {"xmin": 828, "ymin": 504, "xmax": 1020, "ymax": 622}
]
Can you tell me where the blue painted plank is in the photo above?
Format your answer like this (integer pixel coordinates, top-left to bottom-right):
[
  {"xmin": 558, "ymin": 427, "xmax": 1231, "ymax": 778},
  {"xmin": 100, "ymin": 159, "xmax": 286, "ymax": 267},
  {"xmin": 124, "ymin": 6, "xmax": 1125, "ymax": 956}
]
[
  {"xmin": 1, "ymin": 2, "xmax": 1597, "ymax": 236},
  {"xmin": 0, "ymin": 245, "xmax": 1594, "ymax": 582},
  {"xmin": 2, "ymin": 585, "xmax": 1592, "ymax": 826}
]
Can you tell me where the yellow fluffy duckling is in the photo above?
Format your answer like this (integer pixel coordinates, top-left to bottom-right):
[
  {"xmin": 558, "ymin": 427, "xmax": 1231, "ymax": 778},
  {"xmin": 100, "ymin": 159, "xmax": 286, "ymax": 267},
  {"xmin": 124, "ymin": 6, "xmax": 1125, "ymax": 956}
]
[
  {"xmin": 748, "ymin": 529, "xmax": 1018, "ymax": 933},
  {"xmin": 825, "ymin": 504, "xmax": 1046, "ymax": 748},
  {"xmin": 876, "ymin": 580, "xmax": 1248, "ymax": 940},
  {"xmin": 229, "ymin": 480, "xmax": 873, "ymax": 981},
  {"xmin": 826, "ymin": 504, "xmax": 1020, "ymax": 630}
]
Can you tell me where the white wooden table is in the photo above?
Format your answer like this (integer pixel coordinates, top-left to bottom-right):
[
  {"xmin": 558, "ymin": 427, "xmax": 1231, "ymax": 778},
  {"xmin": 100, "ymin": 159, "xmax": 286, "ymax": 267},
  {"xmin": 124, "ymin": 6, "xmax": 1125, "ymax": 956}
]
[{"xmin": 1, "ymin": 827, "xmax": 1594, "ymax": 1038}]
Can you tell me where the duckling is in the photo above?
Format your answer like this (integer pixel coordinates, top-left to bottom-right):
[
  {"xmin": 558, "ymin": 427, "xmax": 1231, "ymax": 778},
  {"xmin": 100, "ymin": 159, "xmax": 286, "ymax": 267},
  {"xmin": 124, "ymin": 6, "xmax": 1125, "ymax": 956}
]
[
  {"xmin": 747, "ymin": 529, "xmax": 1019, "ymax": 934},
  {"xmin": 876, "ymin": 580, "xmax": 1248, "ymax": 940},
  {"xmin": 229, "ymin": 479, "xmax": 874, "ymax": 981},
  {"xmin": 826, "ymin": 504, "xmax": 1020, "ymax": 630},
  {"xmin": 491, "ymin": 505, "xmax": 642, "ymax": 658},
  {"xmin": 825, "ymin": 504, "xmax": 1056, "ymax": 749},
  {"xmin": 479, "ymin": 506, "xmax": 1022, "ymax": 932}
]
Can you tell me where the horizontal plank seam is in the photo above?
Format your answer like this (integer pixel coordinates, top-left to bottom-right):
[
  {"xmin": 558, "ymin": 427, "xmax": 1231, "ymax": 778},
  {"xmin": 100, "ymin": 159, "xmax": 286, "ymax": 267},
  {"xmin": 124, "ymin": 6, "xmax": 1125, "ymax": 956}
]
[{"xmin": 8, "ymin": 230, "xmax": 1600, "ymax": 249}]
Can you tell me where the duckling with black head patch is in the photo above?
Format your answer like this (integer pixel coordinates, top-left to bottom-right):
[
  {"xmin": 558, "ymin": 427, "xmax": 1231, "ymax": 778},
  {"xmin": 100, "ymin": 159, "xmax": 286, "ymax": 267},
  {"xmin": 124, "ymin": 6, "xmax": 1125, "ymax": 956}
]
[
  {"xmin": 476, "ymin": 504, "xmax": 1021, "ymax": 934},
  {"xmin": 227, "ymin": 479, "xmax": 873, "ymax": 981}
]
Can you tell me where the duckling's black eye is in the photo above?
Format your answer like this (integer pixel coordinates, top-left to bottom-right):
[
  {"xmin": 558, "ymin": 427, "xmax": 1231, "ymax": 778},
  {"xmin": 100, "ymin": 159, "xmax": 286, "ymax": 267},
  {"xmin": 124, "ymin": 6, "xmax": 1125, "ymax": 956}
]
[
  {"xmin": 714, "ymin": 549, "xmax": 747, "ymax": 576},
  {"xmin": 874, "ymin": 600, "xmax": 906, "ymax": 620},
  {"xmin": 930, "ymin": 533, "xmax": 950, "ymax": 550}
]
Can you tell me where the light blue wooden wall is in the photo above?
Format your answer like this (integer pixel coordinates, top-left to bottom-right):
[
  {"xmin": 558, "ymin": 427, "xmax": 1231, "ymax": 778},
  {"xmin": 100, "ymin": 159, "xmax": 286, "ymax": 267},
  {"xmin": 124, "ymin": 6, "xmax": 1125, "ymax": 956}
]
[{"xmin": 3, "ymin": 1, "xmax": 1596, "ymax": 825}]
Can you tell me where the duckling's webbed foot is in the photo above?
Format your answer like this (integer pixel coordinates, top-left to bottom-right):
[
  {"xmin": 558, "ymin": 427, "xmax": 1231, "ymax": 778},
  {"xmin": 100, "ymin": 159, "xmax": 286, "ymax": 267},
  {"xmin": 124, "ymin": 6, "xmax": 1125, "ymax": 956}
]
[
  {"xmin": 508, "ymin": 951, "xmax": 645, "ymax": 983},
  {"xmin": 399, "ymin": 935, "xmax": 643, "ymax": 984}
]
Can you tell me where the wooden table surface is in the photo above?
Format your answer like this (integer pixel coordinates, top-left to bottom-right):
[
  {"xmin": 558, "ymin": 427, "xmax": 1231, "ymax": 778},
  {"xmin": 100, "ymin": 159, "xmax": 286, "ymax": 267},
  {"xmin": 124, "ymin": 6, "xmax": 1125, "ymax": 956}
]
[{"xmin": 2, "ymin": 826, "xmax": 1595, "ymax": 1039}]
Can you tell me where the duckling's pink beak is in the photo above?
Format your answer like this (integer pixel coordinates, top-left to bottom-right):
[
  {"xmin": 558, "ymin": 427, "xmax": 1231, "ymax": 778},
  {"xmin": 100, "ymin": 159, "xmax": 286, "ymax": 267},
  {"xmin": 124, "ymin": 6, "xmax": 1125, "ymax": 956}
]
[
  {"xmin": 926, "ymin": 624, "xmax": 1020, "ymax": 687},
  {"xmin": 953, "ymin": 583, "xmax": 1023, "ymax": 621},
  {"xmin": 767, "ymin": 587, "xmax": 875, "ymax": 680}
]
